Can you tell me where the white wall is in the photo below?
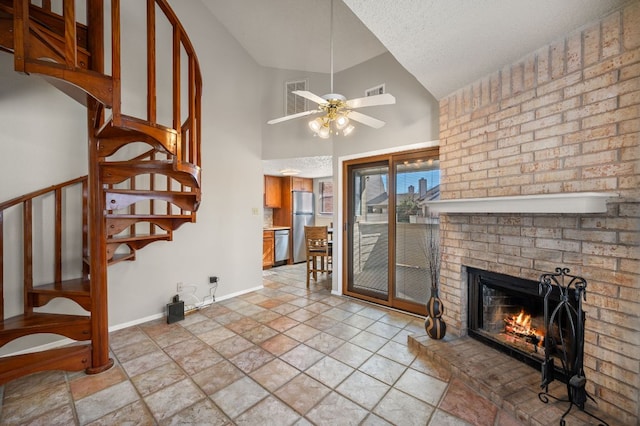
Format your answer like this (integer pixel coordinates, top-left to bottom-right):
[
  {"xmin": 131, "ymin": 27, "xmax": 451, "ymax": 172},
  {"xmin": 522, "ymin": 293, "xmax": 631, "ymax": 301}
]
[
  {"xmin": 333, "ymin": 52, "xmax": 439, "ymax": 156},
  {"xmin": 0, "ymin": 53, "xmax": 88, "ymax": 200},
  {"xmin": 0, "ymin": 52, "xmax": 90, "ymax": 354},
  {"xmin": 261, "ymin": 52, "xmax": 439, "ymax": 161},
  {"xmin": 105, "ymin": 1, "xmax": 264, "ymax": 326}
]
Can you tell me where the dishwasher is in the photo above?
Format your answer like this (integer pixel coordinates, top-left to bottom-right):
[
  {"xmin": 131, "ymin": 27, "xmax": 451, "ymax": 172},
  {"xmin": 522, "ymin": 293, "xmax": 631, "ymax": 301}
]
[{"xmin": 274, "ymin": 229, "xmax": 290, "ymax": 265}]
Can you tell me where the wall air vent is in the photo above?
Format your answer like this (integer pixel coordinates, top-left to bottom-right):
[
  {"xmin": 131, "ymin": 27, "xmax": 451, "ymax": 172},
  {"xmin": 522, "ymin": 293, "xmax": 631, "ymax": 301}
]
[
  {"xmin": 285, "ymin": 79, "xmax": 308, "ymax": 115},
  {"xmin": 365, "ymin": 84, "xmax": 385, "ymax": 97}
]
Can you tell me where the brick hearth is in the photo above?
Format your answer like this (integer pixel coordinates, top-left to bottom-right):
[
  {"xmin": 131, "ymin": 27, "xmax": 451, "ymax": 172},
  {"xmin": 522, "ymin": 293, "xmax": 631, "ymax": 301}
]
[
  {"xmin": 408, "ymin": 334, "xmax": 619, "ymax": 425},
  {"xmin": 435, "ymin": 2, "xmax": 639, "ymax": 423}
]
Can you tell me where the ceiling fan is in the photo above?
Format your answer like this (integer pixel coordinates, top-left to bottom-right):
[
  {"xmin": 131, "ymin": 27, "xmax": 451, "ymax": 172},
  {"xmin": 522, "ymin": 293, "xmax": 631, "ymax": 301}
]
[{"xmin": 267, "ymin": 0, "xmax": 396, "ymax": 138}]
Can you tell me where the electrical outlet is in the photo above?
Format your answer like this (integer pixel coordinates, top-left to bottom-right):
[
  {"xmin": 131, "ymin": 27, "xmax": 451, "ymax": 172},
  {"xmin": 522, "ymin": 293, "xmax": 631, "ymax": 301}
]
[
  {"xmin": 177, "ymin": 282, "xmax": 184, "ymax": 292},
  {"xmin": 209, "ymin": 276, "xmax": 219, "ymax": 284}
]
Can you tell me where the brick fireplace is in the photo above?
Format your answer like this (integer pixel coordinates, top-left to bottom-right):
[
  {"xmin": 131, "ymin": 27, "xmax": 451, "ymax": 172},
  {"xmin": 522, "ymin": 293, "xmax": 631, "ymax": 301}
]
[
  {"xmin": 429, "ymin": 3, "xmax": 639, "ymax": 423},
  {"xmin": 466, "ymin": 267, "xmax": 569, "ymax": 376}
]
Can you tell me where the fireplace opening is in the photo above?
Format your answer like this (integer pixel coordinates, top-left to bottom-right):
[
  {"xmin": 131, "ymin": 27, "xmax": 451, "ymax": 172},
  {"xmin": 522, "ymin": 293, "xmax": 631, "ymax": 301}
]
[{"xmin": 467, "ymin": 267, "xmax": 577, "ymax": 383}]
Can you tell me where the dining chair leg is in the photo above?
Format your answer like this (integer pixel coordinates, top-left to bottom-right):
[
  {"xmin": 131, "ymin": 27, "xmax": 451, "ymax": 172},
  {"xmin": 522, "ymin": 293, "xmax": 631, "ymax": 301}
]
[{"xmin": 313, "ymin": 256, "xmax": 318, "ymax": 281}]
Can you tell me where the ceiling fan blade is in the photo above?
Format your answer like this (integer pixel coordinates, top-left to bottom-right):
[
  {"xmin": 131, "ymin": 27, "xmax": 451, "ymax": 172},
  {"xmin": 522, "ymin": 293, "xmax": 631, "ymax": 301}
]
[
  {"xmin": 345, "ymin": 93, "xmax": 396, "ymax": 109},
  {"xmin": 348, "ymin": 111, "xmax": 386, "ymax": 129},
  {"xmin": 292, "ymin": 90, "xmax": 329, "ymax": 105},
  {"xmin": 267, "ymin": 109, "xmax": 320, "ymax": 125}
]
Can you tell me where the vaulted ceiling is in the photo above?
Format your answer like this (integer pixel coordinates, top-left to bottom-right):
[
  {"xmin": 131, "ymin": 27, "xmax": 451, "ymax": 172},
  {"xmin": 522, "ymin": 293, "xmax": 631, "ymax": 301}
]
[{"xmin": 201, "ymin": 0, "xmax": 628, "ymax": 99}]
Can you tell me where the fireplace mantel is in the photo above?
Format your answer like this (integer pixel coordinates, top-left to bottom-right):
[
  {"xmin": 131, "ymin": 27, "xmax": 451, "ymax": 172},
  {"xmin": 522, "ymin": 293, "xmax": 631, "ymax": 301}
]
[{"xmin": 425, "ymin": 192, "xmax": 618, "ymax": 214}]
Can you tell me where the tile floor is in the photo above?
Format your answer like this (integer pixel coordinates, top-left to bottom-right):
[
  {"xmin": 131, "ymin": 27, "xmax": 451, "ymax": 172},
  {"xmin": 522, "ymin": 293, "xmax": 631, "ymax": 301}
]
[{"xmin": 0, "ymin": 264, "xmax": 523, "ymax": 425}]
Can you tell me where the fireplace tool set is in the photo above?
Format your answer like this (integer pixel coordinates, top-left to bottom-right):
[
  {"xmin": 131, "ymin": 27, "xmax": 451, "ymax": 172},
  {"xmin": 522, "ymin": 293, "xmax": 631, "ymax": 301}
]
[{"xmin": 537, "ymin": 267, "xmax": 609, "ymax": 426}]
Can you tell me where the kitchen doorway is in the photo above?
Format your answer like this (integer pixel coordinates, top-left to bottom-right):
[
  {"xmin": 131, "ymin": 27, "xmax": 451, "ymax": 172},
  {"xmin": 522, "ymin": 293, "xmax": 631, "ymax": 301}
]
[{"xmin": 342, "ymin": 147, "xmax": 440, "ymax": 315}]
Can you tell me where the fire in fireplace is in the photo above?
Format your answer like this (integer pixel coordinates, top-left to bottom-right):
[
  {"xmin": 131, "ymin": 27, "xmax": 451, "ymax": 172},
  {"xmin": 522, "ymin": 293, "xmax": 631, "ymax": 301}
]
[
  {"xmin": 503, "ymin": 310, "xmax": 544, "ymax": 350},
  {"xmin": 467, "ymin": 267, "xmax": 576, "ymax": 381}
]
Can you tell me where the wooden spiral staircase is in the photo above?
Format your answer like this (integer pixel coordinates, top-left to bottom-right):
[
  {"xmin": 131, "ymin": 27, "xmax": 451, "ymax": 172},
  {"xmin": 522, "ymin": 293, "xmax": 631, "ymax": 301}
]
[{"xmin": 0, "ymin": 0, "xmax": 202, "ymax": 383}]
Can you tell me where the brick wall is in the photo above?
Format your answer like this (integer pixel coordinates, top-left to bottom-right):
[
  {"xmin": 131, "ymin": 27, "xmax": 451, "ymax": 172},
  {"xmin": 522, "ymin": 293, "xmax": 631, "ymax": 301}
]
[{"xmin": 438, "ymin": 3, "xmax": 639, "ymax": 423}]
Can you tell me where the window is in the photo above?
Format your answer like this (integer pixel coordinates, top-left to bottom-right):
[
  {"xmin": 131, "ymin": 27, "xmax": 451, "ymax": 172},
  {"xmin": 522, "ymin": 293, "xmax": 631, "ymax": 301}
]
[{"xmin": 319, "ymin": 180, "xmax": 333, "ymax": 214}]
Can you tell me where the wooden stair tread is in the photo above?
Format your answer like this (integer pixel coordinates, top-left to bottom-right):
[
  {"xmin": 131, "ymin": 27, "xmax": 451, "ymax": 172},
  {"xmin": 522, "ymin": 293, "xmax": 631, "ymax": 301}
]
[
  {"xmin": 0, "ymin": 344, "xmax": 91, "ymax": 385},
  {"xmin": 101, "ymin": 161, "xmax": 201, "ymax": 189},
  {"xmin": 106, "ymin": 214, "xmax": 194, "ymax": 236},
  {"xmin": 107, "ymin": 233, "xmax": 171, "ymax": 243},
  {"xmin": 1, "ymin": 312, "xmax": 89, "ymax": 332},
  {"xmin": 0, "ymin": 313, "xmax": 91, "ymax": 347},
  {"xmin": 106, "ymin": 214, "xmax": 194, "ymax": 219},
  {"xmin": 104, "ymin": 189, "xmax": 199, "ymax": 212},
  {"xmin": 85, "ymin": 253, "xmax": 137, "ymax": 266},
  {"xmin": 110, "ymin": 252, "xmax": 136, "ymax": 264},
  {"xmin": 105, "ymin": 188, "xmax": 197, "ymax": 196},
  {"xmin": 28, "ymin": 278, "xmax": 92, "ymax": 311},
  {"xmin": 98, "ymin": 114, "xmax": 177, "ymax": 137},
  {"xmin": 30, "ymin": 277, "xmax": 90, "ymax": 296},
  {"xmin": 97, "ymin": 115, "xmax": 177, "ymax": 157}
]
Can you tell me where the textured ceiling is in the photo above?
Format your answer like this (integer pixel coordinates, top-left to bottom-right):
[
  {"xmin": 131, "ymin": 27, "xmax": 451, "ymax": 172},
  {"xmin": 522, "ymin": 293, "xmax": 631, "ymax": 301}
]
[
  {"xmin": 342, "ymin": 0, "xmax": 629, "ymax": 99},
  {"xmin": 202, "ymin": 0, "xmax": 629, "ymax": 176},
  {"xmin": 263, "ymin": 156, "xmax": 333, "ymax": 179}
]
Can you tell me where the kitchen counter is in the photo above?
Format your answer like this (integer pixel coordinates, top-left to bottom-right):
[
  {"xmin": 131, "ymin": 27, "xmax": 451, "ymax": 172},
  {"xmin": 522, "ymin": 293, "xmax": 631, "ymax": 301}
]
[{"xmin": 263, "ymin": 227, "xmax": 291, "ymax": 269}]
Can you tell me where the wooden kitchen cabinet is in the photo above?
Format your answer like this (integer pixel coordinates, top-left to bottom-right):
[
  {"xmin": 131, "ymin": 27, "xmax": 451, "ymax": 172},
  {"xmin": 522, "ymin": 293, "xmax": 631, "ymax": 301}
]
[
  {"xmin": 291, "ymin": 177, "xmax": 313, "ymax": 192},
  {"xmin": 263, "ymin": 230, "xmax": 275, "ymax": 269},
  {"xmin": 264, "ymin": 175, "xmax": 282, "ymax": 208},
  {"xmin": 273, "ymin": 176, "xmax": 315, "ymax": 231}
]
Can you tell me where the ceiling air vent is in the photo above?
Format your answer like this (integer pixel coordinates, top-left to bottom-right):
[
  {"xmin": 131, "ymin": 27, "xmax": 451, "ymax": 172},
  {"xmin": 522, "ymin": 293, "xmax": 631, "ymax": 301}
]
[
  {"xmin": 365, "ymin": 84, "xmax": 385, "ymax": 97},
  {"xmin": 285, "ymin": 79, "xmax": 308, "ymax": 115}
]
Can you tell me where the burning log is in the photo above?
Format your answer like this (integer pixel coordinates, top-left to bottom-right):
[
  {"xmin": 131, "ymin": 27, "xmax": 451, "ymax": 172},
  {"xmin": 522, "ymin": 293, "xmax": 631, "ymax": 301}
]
[{"xmin": 504, "ymin": 310, "xmax": 545, "ymax": 350}]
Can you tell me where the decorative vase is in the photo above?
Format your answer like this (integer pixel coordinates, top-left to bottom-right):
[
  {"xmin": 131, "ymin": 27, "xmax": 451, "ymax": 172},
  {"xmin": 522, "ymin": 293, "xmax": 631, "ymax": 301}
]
[
  {"xmin": 425, "ymin": 315, "xmax": 447, "ymax": 340},
  {"xmin": 425, "ymin": 288, "xmax": 447, "ymax": 340},
  {"xmin": 426, "ymin": 292, "xmax": 444, "ymax": 318}
]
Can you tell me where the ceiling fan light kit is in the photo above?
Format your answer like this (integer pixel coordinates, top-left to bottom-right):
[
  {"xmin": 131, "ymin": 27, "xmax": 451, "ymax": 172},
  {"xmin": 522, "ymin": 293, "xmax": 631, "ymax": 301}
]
[{"xmin": 267, "ymin": 0, "xmax": 395, "ymax": 138}]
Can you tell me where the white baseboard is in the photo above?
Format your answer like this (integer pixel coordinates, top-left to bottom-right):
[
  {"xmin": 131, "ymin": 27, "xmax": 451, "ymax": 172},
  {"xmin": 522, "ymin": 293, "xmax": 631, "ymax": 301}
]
[
  {"xmin": 215, "ymin": 285, "xmax": 263, "ymax": 302},
  {"xmin": 2, "ymin": 284, "xmax": 265, "ymax": 357}
]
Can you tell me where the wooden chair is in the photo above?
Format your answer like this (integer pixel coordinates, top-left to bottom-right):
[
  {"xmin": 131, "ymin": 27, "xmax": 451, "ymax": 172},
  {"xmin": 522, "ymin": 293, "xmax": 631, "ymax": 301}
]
[{"xmin": 305, "ymin": 226, "xmax": 331, "ymax": 287}]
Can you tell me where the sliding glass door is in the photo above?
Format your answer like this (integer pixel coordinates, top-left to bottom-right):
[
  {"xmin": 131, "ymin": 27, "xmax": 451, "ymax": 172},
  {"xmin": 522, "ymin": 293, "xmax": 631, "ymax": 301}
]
[
  {"xmin": 344, "ymin": 160, "xmax": 390, "ymax": 303},
  {"xmin": 343, "ymin": 148, "xmax": 440, "ymax": 315},
  {"xmin": 393, "ymin": 152, "xmax": 440, "ymax": 312}
]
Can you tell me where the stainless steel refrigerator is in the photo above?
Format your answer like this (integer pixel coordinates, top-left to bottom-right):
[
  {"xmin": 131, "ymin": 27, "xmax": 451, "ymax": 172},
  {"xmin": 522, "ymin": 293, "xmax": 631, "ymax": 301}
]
[{"xmin": 292, "ymin": 191, "xmax": 315, "ymax": 263}]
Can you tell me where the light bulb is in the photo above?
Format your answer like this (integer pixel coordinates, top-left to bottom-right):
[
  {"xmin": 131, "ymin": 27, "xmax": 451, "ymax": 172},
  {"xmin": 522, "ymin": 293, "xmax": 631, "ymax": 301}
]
[
  {"xmin": 309, "ymin": 118, "xmax": 323, "ymax": 132},
  {"xmin": 335, "ymin": 114, "xmax": 349, "ymax": 130},
  {"xmin": 343, "ymin": 124, "xmax": 355, "ymax": 136},
  {"xmin": 318, "ymin": 125, "xmax": 331, "ymax": 139}
]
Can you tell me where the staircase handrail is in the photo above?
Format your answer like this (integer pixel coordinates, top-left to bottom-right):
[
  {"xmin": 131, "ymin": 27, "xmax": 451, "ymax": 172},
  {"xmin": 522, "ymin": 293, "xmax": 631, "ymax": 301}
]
[
  {"xmin": 110, "ymin": 0, "xmax": 202, "ymax": 179},
  {"xmin": 0, "ymin": 176, "xmax": 86, "ymax": 211},
  {"xmin": 0, "ymin": 176, "xmax": 88, "ymax": 319},
  {"xmin": 10, "ymin": 0, "xmax": 202, "ymax": 178}
]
